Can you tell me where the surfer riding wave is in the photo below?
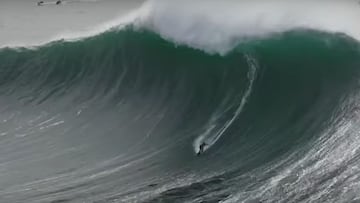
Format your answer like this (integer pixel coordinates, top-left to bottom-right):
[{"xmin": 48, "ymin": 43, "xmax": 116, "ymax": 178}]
[{"xmin": 197, "ymin": 142, "xmax": 207, "ymax": 156}]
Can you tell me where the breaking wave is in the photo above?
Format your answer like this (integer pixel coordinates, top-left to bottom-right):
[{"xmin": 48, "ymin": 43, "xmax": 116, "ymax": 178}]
[{"xmin": 1, "ymin": 1, "xmax": 360, "ymax": 202}]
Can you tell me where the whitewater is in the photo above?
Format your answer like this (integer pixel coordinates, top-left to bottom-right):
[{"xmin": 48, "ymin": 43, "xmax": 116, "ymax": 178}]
[
  {"xmin": 3, "ymin": 0, "xmax": 360, "ymax": 54},
  {"xmin": 1, "ymin": 0, "xmax": 360, "ymax": 203}
]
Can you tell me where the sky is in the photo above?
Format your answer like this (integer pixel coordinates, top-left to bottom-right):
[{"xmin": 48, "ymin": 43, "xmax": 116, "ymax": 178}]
[{"xmin": 0, "ymin": 0, "xmax": 144, "ymax": 47}]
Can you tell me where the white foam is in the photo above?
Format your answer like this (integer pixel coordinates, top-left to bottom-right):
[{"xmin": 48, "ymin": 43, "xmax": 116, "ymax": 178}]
[
  {"xmin": 2, "ymin": 0, "xmax": 360, "ymax": 53},
  {"xmin": 136, "ymin": 0, "xmax": 360, "ymax": 54}
]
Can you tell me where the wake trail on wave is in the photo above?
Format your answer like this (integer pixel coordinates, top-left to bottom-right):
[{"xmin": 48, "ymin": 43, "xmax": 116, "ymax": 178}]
[{"xmin": 193, "ymin": 54, "xmax": 258, "ymax": 154}]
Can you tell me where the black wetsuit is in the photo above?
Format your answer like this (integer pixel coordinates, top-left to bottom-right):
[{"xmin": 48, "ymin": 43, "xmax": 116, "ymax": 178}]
[
  {"xmin": 197, "ymin": 143, "xmax": 206, "ymax": 155},
  {"xmin": 56, "ymin": 0, "xmax": 62, "ymax": 5}
]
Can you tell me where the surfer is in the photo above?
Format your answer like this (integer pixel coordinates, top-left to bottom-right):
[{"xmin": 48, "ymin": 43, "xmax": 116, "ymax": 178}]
[
  {"xmin": 37, "ymin": 1, "xmax": 44, "ymax": 6},
  {"xmin": 197, "ymin": 142, "xmax": 207, "ymax": 156},
  {"xmin": 56, "ymin": 0, "xmax": 62, "ymax": 5}
]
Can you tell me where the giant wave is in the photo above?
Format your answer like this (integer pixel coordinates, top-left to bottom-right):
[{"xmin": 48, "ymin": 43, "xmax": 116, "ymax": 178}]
[{"xmin": 1, "ymin": 1, "xmax": 360, "ymax": 203}]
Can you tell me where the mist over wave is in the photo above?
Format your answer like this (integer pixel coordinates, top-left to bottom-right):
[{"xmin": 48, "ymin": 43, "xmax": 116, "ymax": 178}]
[
  {"xmin": 4, "ymin": 0, "xmax": 360, "ymax": 54},
  {"xmin": 136, "ymin": 0, "xmax": 360, "ymax": 54},
  {"xmin": 1, "ymin": 1, "xmax": 360, "ymax": 202}
]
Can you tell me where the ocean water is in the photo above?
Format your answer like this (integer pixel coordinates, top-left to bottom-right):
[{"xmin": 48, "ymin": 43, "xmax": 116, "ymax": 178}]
[{"xmin": 1, "ymin": 1, "xmax": 360, "ymax": 202}]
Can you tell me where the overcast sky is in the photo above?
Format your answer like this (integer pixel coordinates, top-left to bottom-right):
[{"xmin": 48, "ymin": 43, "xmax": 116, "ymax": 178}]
[{"xmin": 0, "ymin": 0, "xmax": 144, "ymax": 47}]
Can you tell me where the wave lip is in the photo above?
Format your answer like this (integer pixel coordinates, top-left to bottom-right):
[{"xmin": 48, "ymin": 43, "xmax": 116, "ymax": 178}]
[
  {"xmin": 3, "ymin": 0, "xmax": 360, "ymax": 54},
  {"xmin": 135, "ymin": 0, "xmax": 360, "ymax": 54}
]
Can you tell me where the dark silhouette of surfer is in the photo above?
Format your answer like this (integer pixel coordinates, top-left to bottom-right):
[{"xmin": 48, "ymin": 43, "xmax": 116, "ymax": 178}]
[
  {"xmin": 37, "ymin": 1, "xmax": 62, "ymax": 6},
  {"xmin": 197, "ymin": 142, "xmax": 207, "ymax": 156}
]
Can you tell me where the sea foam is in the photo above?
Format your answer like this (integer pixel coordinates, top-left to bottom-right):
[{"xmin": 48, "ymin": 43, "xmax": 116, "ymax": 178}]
[
  {"xmin": 136, "ymin": 0, "xmax": 360, "ymax": 54},
  {"xmin": 2, "ymin": 0, "xmax": 360, "ymax": 53}
]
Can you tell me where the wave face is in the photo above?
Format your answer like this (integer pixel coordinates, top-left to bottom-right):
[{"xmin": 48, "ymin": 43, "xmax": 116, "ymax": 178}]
[{"xmin": 1, "ymin": 26, "xmax": 360, "ymax": 202}]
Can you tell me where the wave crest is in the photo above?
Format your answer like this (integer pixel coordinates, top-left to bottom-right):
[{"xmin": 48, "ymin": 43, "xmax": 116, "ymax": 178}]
[
  {"xmin": 3, "ymin": 0, "xmax": 360, "ymax": 54},
  {"xmin": 136, "ymin": 0, "xmax": 360, "ymax": 54}
]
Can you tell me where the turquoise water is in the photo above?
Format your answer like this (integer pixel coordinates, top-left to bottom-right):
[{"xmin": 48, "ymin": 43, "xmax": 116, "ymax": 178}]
[{"xmin": 1, "ymin": 27, "xmax": 360, "ymax": 202}]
